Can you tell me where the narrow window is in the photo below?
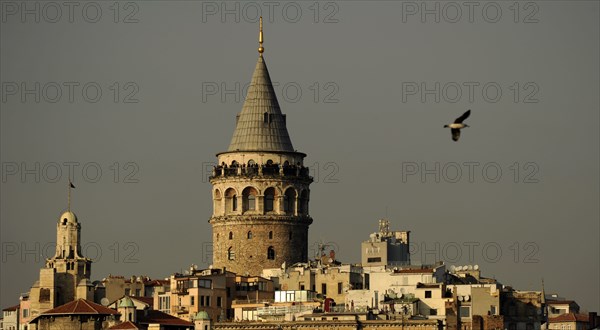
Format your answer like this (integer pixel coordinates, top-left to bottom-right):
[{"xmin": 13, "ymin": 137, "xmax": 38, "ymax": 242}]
[
  {"xmin": 232, "ymin": 195, "xmax": 237, "ymax": 211},
  {"xmin": 228, "ymin": 247, "xmax": 235, "ymax": 260},
  {"xmin": 247, "ymin": 231, "xmax": 252, "ymax": 239},
  {"xmin": 229, "ymin": 232, "xmax": 233, "ymax": 240},
  {"xmin": 267, "ymin": 246, "xmax": 275, "ymax": 260},
  {"xmin": 269, "ymin": 231, "xmax": 273, "ymax": 239}
]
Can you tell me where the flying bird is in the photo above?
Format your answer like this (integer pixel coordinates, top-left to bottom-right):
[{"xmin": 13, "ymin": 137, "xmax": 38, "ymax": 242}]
[{"xmin": 444, "ymin": 110, "xmax": 471, "ymax": 141}]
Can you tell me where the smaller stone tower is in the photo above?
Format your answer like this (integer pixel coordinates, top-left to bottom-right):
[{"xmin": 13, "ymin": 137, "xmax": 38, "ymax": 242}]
[{"xmin": 27, "ymin": 183, "xmax": 93, "ymax": 316}]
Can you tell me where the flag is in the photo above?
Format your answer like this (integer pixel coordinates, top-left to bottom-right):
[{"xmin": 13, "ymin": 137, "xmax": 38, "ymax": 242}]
[{"xmin": 70, "ymin": 182, "xmax": 75, "ymax": 188}]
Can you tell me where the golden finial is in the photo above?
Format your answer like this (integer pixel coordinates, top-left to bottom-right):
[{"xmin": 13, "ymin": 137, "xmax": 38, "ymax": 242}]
[{"xmin": 258, "ymin": 16, "xmax": 264, "ymax": 55}]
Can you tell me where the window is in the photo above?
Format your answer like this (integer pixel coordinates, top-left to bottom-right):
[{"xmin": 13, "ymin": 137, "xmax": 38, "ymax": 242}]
[
  {"xmin": 491, "ymin": 305, "xmax": 497, "ymax": 315},
  {"xmin": 217, "ymin": 297, "xmax": 222, "ymax": 307},
  {"xmin": 191, "ymin": 296, "xmax": 195, "ymax": 305},
  {"xmin": 206, "ymin": 297, "xmax": 211, "ymax": 307},
  {"xmin": 460, "ymin": 306, "xmax": 470, "ymax": 317},
  {"xmin": 242, "ymin": 187, "xmax": 258, "ymax": 212},
  {"xmin": 229, "ymin": 232, "xmax": 233, "ymax": 240},
  {"xmin": 247, "ymin": 195, "xmax": 256, "ymax": 210},
  {"xmin": 135, "ymin": 289, "xmax": 140, "ymax": 297},
  {"xmin": 425, "ymin": 290, "xmax": 432, "ymax": 298},
  {"xmin": 200, "ymin": 296, "xmax": 205, "ymax": 306},
  {"xmin": 367, "ymin": 257, "xmax": 381, "ymax": 263},
  {"xmin": 264, "ymin": 188, "xmax": 275, "ymax": 212},
  {"xmin": 199, "ymin": 279, "xmax": 212, "ymax": 289},
  {"xmin": 269, "ymin": 231, "xmax": 273, "ymax": 239},
  {"xmin": 247, "ymin": 231, "xmax": 252, "ymax": 239},
  {"xmin": 125, "ymin": 289, "xmax": 130, "ymax": 296},
  {"xmin": 321, "ymin": 283, "xmax": 327, "ymax": 295},
  {"xmin": 232, "ymin": 195, "xmax": 237, "ymax": 211},
  {"xmin": 267, "ymin": 246, "xmax": 275, "ymax": 260},
  {"xmin": 284, "ymin": 189, "xmax": 296, "ymax": 214},
  {"xmin": 228, "ymin": 247, "xmax": 235, "ymax": 260},
  {"xmin": 300, "ymin": 284, "xmax": 305, "ymax": 290},
  {"xmin": 338, "ymin": 282, "xmax": 343, "ymax": 294},
  {"xmin": 430, "ymin": 309, "xmax": 437, "ymax": 316},
  {"xmin": 22, "ymin": 309, "xmax": 29, "ymax": 318},
  {"xmin": 289, "ymin": 231, "xmax": 292, "ymax": 240}
]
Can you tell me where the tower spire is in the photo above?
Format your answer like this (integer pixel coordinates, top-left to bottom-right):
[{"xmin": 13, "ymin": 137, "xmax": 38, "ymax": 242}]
[{"xmin": 258, "ymin": 16, "xmax": 264, "ymax": 55}]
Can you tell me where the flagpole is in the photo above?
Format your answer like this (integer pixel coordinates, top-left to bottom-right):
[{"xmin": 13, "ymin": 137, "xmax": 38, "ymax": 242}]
[{"xmin": 68, "ymin": 181, "xmax": 71, "ymax": 212}]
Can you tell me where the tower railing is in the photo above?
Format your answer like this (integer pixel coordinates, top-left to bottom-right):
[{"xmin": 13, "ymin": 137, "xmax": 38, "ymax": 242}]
[{"xmin": 211, "ymin": 164, "xmax": 311, "ymax": 180}]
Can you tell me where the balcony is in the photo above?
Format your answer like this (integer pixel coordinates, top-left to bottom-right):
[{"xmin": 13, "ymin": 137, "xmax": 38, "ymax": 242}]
[
  {"xmin": 173, "ymin": 287, "xmax": 188, "ymax": 295},
  {"xmin": 210, "ymin": 164, "xmax": 312, "ymax": 181}
]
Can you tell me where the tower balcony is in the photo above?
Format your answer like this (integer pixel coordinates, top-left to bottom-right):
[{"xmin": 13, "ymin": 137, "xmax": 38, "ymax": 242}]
[{"xmin": 210, "ymin": 164, "xmax": 312, "ymax": 182}]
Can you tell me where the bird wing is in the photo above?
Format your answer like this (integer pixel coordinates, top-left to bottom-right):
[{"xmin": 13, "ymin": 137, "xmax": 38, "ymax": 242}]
[
  {"xmin": 454, "ymin": 109, "xmax": 471, "ymax": 123},
  {"xmin": 451, "ymin": 128, "xmax": 461, "ymax": 141}
]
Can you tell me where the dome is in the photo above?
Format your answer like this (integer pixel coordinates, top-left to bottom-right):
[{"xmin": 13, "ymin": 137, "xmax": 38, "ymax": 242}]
[
  {"xmin": 59, "ymin": 211, "xmax": 78, "ymax": 224},
  {"xmin": 119, "ymin": 296, "xmax": 135, "ymax": 308},
  {"xmin": 194, "ymin": 311, "xmax": 210, "ymax": 320}
]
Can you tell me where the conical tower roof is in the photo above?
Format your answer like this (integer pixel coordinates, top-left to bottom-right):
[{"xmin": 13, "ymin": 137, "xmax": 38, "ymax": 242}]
[{"xmin": 227, "ymin": 55, "xmax": 294, "ymax": 152}]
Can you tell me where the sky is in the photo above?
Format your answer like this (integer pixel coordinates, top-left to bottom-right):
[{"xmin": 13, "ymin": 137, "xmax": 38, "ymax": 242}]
[{"xmin": 1, "ymin": 0, "xmax": 598, "ymax": 312}]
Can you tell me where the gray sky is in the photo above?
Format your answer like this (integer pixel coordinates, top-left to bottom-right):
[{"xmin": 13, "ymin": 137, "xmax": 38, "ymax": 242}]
[{"xmin": 1, "ymin": 1, "xmax": 598, "ymax": 312}]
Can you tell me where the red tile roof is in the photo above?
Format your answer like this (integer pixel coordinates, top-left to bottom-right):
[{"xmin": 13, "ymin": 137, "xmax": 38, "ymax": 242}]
[
  {"xmin": 41, "ymin": 299, "xmax": 119, "ymax": 316},
  {"xmin": 131, "ymin": 296, "xmax": 154, "ymax": 306},
  {"xmin": 137, "ymin": 310, "xmax": 193, "ymax": 326},
  {"xmin": 549, "ymin": 313, "xmax": 589, "ymax": 323},
  {"xmin": 2, "ymin": 304, "xmax": 20, "ymax": 311},
  {"xmin": 144, "ymin": 279, "xmax": 169, "ymax": 287},
  {"xmin": 397, "ymin": 268, "xmax": 434, "ymax": 273},
  {"xmin": 109, "ymin": 321, "xmax": 140, "ymax": 329}
]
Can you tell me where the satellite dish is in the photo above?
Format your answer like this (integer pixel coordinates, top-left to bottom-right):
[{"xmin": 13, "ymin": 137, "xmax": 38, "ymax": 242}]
[
  {"xmin": 474, "ymin": 265, "xmax": 479, "ymax": 270},
  {"xmin": 101, "ymin": 298, "xmax": 110, "ymax": 306},
  {"xmin": 457, "ymin": 266, "xmax": 463, "ymax": 271},
  {"xmin": 450, "ymin": 265, "xmax": 456, "ymax": 272},
  {"xmin": 468, "ymin": 265, "xmax": 473, "ymax": 270},
  {"xmin": 466, "ymin": 295, "xmax": 471, "ymax": 301}
]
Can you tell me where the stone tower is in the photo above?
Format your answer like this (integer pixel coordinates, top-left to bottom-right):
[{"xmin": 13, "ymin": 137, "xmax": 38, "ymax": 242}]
[
  {"xmin": 209, "ymin": 18, "xmax": 313, "ymax": 276},
  {"xmin": 27, "ymin": 185, "xmax": 93, "ymax": 316}
]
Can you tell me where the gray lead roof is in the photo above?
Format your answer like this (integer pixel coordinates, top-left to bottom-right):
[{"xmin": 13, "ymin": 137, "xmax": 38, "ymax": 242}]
[{"xmin": 227, "ymin": 56, "xmax": 295, "ymax": 153}]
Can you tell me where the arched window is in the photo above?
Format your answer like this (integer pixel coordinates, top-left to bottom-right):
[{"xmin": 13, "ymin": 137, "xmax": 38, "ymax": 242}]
[
  {"xmin": 229, "ymin": 232, "xmax": 233, "ymax": 240},
  {"xmin": 248, "ymin": 159, "xmax": 256, "ymax": 166},
  {"xmin": 216, "ymin": 233, "xmax": 219, "ymax": 241},
  {"xmin": 284, "ymin": 188, "xmax": 296, "ymax": 214},
  {"xmin": 225, "ymin": 188, "xmax": 237, "ymax": 213},
  {"xmin": 269, "ymin": 231, "xmax": 273, "ymax": 239},
  {"xmin": 264, "ymin": 187, "xmax": 275, "ymax": 212},
  {"xmin": 231, "ymin": 160, "xmax": 238, "ymax": 167},
  {"xmin": 289, "ymin": 231, "xmax": 292, "ymax": 240},
  {"xmin": 247, "ymin": 231, "xmax": 252, "ymax": 239},
  {"xmin": 267, "ymin": 246, "xmax": 275, "ymax": 260},
  {"xmin": 228, "ymin": 247, "xmax": 235, "ymax": 260},
  {"xmin": 242, "ymin": 187, "xmax": 258, "ymax": 212}
]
